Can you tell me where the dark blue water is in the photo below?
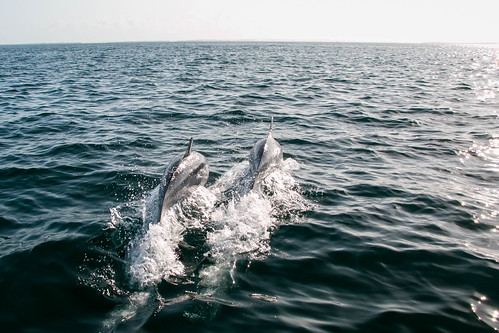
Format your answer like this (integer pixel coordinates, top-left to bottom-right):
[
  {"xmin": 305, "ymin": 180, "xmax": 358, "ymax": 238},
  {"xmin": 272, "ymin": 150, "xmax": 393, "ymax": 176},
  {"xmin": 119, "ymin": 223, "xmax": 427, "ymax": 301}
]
[{"xmin": 1, "ymin": 42, "xmax": 498, "ymax": 332}]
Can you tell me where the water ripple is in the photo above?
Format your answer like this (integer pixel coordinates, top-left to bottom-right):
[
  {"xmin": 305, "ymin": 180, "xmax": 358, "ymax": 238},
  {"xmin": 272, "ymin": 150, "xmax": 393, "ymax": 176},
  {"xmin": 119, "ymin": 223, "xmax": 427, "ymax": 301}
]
[{"xmin": 0, "ymin": 42, "xmax": 498, "ymax": 332}]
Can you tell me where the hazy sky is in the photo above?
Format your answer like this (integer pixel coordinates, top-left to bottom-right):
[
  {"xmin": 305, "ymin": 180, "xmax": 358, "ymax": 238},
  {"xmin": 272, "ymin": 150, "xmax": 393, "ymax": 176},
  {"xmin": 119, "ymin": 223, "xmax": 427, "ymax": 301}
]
[{"xmin": 0, "ymin": 0, "xmax": 498, "ymax": 44}]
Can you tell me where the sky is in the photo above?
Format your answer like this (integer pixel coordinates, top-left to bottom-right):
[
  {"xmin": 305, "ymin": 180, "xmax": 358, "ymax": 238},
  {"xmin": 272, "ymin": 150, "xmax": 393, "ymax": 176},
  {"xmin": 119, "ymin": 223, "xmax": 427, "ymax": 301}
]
[{"xmin": 0, "ymin": 0, "xmax": 498, "ymax": 45}]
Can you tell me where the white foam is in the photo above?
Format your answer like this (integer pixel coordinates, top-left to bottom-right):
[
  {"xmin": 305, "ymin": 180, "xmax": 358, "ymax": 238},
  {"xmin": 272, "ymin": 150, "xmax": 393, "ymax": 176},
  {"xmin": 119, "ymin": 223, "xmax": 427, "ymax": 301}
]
[
  {"xmin": 98, "ymin": 156, "xmax": 309, "ymax": 331},
  {"xmin": 198, "ymin": 158, "xmax": 308, "ymax": 288},
  {"xmin": 127, "ymin": 186, "xmax": 217, "ymax": 287},
  {"xmin": 123, "ymin": 158, "xmax": 307, "ymax": 290},
  {"xmin": 200, "ymin": 192, "xmax": 274, "ymax": 287},
  {"xmin": 127, "ymin": 210, "xmax": 185, "ymax": 287}
]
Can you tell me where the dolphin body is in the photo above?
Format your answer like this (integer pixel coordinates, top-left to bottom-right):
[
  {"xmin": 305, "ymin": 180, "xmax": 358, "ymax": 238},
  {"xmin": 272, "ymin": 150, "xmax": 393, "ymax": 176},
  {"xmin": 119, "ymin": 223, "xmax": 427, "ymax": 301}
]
[
  {"xmin": 156, "ymin": 138, "xmax": 209, "ymax": 221},
  {"xmin": 248, "ymin": 117, "xmax": 283, "ymax": 189}
]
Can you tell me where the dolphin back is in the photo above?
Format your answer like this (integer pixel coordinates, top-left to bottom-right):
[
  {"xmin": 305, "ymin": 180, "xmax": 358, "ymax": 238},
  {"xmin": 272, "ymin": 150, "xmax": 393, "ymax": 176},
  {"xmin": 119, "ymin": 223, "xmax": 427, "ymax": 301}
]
[
  {"xmin": 248, "ymin": 120, "xmax": 283, "ymax": 188},
  {"xmin": 153, "ymin": 139, "xmax": 209, "ymax": 222},
  {"xmin": 161, "ymin": 152, "xmax": 208, "ymax": 215}
]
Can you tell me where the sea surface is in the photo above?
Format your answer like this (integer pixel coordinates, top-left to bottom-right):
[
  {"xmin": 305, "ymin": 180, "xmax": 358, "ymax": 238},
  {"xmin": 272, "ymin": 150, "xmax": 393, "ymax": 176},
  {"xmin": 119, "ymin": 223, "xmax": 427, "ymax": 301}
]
[{"xmin": 0, "ymin": 42, "xmax": 498, "ymax": 332}]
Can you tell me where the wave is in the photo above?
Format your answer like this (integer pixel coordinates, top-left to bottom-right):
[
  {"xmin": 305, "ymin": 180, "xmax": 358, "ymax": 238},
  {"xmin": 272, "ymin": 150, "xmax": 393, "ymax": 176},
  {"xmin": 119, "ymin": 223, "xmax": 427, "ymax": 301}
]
[{"xmin": 2, "ymin": 42, "xmax": 498, "ymax": 332}]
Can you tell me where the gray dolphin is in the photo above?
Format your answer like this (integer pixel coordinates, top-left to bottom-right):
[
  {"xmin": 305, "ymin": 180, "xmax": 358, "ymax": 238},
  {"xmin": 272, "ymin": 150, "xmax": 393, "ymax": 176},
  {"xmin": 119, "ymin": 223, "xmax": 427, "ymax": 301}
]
[
  {"xmin": 248, "ymin": 117, "xmax": 283, "ymax": 189},
  {"xmin": 157, "ymin": 138, "xmax": 209, "ymax": 221}
]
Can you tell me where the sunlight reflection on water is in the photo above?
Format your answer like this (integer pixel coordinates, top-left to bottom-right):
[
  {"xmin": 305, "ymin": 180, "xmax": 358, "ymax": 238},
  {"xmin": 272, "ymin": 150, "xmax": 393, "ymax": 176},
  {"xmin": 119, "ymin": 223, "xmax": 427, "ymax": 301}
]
[{"xmin": 471, "ymin": 293, "xmax": 499, "ymax": 331}]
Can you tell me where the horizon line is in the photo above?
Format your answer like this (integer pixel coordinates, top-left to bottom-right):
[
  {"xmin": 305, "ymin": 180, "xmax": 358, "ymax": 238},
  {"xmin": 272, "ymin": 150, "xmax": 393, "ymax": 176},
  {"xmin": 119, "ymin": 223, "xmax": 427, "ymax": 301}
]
[{"xmin": 2, "ymin": 38, "xmax": 499, "ymax": 47}]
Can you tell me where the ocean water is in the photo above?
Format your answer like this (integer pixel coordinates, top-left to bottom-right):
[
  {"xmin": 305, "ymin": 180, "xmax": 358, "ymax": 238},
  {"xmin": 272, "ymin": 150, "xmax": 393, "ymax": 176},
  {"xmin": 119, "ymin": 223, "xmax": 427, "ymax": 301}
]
[{"xmin": 0, "ymin": 42, "xmax": 498, "ymax": 332}]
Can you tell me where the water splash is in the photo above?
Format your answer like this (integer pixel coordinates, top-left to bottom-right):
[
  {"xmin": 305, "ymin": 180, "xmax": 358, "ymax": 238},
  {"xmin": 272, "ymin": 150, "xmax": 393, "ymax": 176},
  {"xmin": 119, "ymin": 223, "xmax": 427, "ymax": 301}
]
[
  {"xmin": 91, "ymin": 155, "xmax": 308, "ymax": 327},
  {"xmin": 127, "ymin": 158, "xmax": 307, "ymax": 290},
  {"xmin": 127, "ymin": 212, "xmax": 185, "ymax": 287},
  {"xmin": 127, "ymin": 186, "xmax": 217, "ymax": 288},
  {"xmin": 200, "ymin": 191, "xmax": 274, "ymax": 288},
  {"xmin": 199, "ymin": 158, "xmax": 308, "ymax": 289}
]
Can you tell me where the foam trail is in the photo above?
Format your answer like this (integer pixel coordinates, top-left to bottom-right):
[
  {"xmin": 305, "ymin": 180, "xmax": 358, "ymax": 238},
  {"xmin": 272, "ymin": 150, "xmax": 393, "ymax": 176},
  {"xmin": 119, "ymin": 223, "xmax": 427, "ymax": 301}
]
[
  {"xmin": 127, "ymin": 186, "xmax": 216, "ymax": 287},
  {"xmin": 99, "ymin": 156, "xmax": 308, "ymax": 326},
  {"xmin": 101, "ymin": 185, "xmax": 218, "ymax": 329},
  {"xmin": 198, "ymin": 158, "xmax": 307, "ymax": 289},
  {"xmin": 127, "ymin": 211, "xmax": 185, "ymax": 287},
  {"xmin": 200, "ymin": 192, "xmax": 274, "ymax": 288}
]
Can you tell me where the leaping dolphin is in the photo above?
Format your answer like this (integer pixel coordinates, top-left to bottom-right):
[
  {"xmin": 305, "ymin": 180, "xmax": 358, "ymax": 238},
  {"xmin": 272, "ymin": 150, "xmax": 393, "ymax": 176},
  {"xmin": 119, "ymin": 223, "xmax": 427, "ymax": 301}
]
[
  {"xmin": 248, "ymin": 117, "xmax": 283, "ymax": 189},
  {"xmin": 157, "ymin": 138, "xmax": 209, "ymax": 221}
]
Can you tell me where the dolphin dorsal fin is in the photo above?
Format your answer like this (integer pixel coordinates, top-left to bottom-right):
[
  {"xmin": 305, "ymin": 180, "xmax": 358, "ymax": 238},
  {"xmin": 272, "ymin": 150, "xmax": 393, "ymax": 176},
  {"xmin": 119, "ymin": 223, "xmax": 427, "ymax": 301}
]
[
  {"xmin": 268, "ymin": 116, "xmax": 274, "ymax": 135},
  {"xmin": 184, "ymin": 138, "xmax": 193, "ymax": 158}
]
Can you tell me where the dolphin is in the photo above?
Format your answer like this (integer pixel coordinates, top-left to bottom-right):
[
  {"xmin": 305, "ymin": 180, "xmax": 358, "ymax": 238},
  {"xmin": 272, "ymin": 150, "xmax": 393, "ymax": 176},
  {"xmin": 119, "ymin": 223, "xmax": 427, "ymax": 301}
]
[
  {"xmin": 248, "ymin": 117, "xmax": 283, "ymax": 189},
  {"xmin": 157, "ymin": 138, "xmax": 209, "ymax": 221}
]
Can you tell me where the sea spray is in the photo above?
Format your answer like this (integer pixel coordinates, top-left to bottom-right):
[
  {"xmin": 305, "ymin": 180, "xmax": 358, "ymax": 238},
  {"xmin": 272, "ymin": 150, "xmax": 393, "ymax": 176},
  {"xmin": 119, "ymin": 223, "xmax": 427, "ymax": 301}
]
[
  {"xmin": 127, "ymin": 186, "xmax": 217, "ymax": 287},
  {"xmin": 127, "ymin": 210, "xmax": 185, "ymax": 287},
  {"xmin": 96, "ymin": 155, "xmax": 308, "ymax": 326},
  {"xmin": 200, "ymin": 192, "xmax": 274, "ymax": 288},
  {"xmin": 203, "ymin": 159, "xmax": 307, "ymax": 286}
]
